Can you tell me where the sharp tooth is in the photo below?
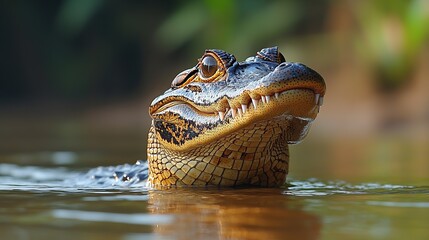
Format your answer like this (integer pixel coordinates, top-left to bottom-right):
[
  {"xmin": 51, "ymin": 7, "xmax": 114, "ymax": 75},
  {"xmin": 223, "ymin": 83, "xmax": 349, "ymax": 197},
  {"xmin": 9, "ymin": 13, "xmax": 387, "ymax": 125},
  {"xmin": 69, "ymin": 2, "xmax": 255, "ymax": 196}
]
[
  {"xmin": 237, "ymin": 108, "xmax": 243, "ymax": 117},
  {"xmin": 315, "ymin": 94, "xmax": 320, "ymax": 105},
  {"xmin": 241, "ymin": 104, "xmax": 247, "ymax": 113},
  {"xmin": 218, "ymin": 111, "xmax": 225, "ymax": 121},
  {"xmin": 318, "ymin": 96, "xmax": 324, "ymax": 106},
  {"xmin": 251, "ymin": 98, "xmax": 258, "ymax": 109},
  {"xmin": 231, "ymin": 108, "xmax": 237, "ymax": 118},
  {"xmin": 265, "ymin": 95, "xmax": 270, "ymax": 103},
  {"xmin": 274, "ymin": 93, "xmax": 279, "ymax": 99},
  {"xmin": 261, "ymin": 96, "xmax": 266, "ymax": 104}
]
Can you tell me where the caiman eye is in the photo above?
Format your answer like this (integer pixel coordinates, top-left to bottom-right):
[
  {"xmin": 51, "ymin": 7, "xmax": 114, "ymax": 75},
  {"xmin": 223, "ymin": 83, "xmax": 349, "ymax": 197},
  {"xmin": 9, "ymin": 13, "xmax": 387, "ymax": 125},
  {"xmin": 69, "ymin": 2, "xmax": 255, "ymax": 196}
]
[{"xmin": 200, "ymin": 55, "xmax": 218, "ymax": 78}]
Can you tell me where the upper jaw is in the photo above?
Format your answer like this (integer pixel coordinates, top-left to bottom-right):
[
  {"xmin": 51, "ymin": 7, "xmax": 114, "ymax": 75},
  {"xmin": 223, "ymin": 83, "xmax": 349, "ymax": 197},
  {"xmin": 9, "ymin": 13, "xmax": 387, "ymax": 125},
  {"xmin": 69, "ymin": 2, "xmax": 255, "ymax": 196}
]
[{"xmin": 149, "ymin": 62, "xmax": 326, "ymax": 119}]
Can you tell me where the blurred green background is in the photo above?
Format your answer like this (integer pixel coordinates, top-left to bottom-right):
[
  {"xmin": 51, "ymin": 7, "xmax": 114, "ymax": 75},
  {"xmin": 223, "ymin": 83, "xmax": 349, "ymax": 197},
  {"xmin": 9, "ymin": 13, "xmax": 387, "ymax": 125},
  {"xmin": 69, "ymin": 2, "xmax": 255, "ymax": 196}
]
[{"xmin": 0, "ymin": 0, "xmax": 428, "ymax": 183}]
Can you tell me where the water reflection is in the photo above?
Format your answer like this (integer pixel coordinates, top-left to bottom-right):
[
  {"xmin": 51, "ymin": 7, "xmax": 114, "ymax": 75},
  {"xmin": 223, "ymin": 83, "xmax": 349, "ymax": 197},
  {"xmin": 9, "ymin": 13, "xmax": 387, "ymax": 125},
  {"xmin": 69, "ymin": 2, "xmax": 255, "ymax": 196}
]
[
  {"xmin": 1, "ymin": 162, "xmax": 428, "ymax": 239},
  {"xmin": 147, "ymin": 188, "xmax": 321, "ymax": 239}
]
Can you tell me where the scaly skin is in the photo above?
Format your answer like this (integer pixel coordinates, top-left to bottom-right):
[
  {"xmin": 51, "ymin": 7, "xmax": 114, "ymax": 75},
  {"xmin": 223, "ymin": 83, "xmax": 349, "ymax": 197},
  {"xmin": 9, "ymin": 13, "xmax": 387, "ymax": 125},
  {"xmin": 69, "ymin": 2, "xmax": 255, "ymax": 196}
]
[{"xmin": 148, "ymin": 47, "xmax": 326, "ymax": 188}]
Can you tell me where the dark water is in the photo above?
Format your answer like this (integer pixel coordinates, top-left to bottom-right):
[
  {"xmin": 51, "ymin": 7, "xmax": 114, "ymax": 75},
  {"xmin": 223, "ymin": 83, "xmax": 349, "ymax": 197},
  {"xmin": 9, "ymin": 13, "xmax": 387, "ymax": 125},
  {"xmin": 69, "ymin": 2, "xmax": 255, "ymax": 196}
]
[{"xmin": 0, "ymin": 150, "xmax": 428, "ymax": 240}]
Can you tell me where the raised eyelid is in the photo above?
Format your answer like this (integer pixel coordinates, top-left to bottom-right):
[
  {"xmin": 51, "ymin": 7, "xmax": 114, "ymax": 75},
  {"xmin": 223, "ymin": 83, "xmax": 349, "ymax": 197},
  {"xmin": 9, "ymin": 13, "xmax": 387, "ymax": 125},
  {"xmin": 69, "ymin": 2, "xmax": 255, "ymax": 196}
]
[{"xmin": 256, "ymin": 46, "xmax": 285, "ymax": 63}]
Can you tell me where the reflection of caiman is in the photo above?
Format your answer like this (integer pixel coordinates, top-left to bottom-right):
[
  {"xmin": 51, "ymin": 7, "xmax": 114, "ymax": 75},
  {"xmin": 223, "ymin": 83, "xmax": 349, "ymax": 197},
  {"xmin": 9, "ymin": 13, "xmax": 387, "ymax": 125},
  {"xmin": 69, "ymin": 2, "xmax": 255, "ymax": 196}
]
[
  {"xmin": 89, "ymin": 47, "xmax": 326, "ymax": 188},
  {"xmin": 148, "ymin": 188, "xmax": 321, "ymax": 239}
]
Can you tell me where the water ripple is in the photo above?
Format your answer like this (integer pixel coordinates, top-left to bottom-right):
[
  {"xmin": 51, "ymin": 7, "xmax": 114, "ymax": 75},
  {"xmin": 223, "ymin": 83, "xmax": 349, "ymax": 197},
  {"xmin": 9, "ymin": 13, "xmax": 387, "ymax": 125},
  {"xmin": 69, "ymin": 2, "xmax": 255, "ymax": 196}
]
[
  {"xmin": 51, "ymin": 209, "xmax": 174, "ymax": 225},
  {"xmin": 283, "ymin": 178, "xmax": 418, "ymax": 196},
  {"xmin": 366, "ymin": 201, "xmax": 429, "ymax": 208}
]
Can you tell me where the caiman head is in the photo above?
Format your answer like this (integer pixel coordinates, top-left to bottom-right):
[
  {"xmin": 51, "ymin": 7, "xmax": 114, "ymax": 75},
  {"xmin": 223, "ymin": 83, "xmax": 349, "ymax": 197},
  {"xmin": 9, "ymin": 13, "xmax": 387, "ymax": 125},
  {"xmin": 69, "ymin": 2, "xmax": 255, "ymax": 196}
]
[{"xmin": 148, "ymin": 47, "xmax": 326, "ymax": 187}]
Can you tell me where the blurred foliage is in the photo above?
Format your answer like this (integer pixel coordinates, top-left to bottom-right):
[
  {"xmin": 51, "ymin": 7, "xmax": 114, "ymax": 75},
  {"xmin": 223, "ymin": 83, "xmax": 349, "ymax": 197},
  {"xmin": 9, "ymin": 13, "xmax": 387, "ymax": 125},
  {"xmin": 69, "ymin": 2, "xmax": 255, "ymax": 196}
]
[
  {"xmin": 56, "ymin": 0, "xmax": 104, "ymax": 37},
  {"xmin": 0, "ymin": 0, "xmax": 327, "ymax": 104},
  {"xmin": 0, "ymin": 0, "xmax": 428, "ymax": 104},
  {"xmin": 154, "ymin": 0, "xmax": 318, "ymax": 56},
  {"xmin": 353, "ymin": 0, "xmax": 429, "ymax": 91}
]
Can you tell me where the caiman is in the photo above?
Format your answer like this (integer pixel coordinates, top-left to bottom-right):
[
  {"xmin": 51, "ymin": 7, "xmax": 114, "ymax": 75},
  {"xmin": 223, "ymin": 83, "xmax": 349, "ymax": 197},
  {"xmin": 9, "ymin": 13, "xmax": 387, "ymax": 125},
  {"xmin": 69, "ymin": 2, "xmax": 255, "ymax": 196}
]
[{"xmin": 87, "ymin": 46, "xmax": 326, "ymax": 188}]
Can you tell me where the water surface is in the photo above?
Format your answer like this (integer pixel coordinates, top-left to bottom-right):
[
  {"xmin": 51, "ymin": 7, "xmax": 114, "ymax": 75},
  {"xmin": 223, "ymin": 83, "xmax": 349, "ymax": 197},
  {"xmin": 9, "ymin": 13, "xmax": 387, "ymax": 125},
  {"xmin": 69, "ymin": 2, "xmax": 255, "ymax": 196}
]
[{"xmin": 0, "ymin": 155, "xmax": 428, "ymax": 240}]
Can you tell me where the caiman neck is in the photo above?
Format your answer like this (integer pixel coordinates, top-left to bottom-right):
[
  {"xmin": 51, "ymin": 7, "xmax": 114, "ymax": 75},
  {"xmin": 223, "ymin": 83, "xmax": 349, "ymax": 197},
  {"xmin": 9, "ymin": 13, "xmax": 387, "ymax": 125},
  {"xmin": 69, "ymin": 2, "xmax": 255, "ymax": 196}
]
[{"xmin": 146, "ymin": 114, "xmax": 307, "ymax": 188}]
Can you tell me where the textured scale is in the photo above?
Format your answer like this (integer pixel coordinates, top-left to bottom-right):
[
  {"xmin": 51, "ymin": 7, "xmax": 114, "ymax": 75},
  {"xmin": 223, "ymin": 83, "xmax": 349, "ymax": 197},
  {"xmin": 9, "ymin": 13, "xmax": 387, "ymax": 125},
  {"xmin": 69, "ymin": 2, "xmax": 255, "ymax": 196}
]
[{"xmin": 148, "ymin": 116, "xmax": 292, "ymax": 187}]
